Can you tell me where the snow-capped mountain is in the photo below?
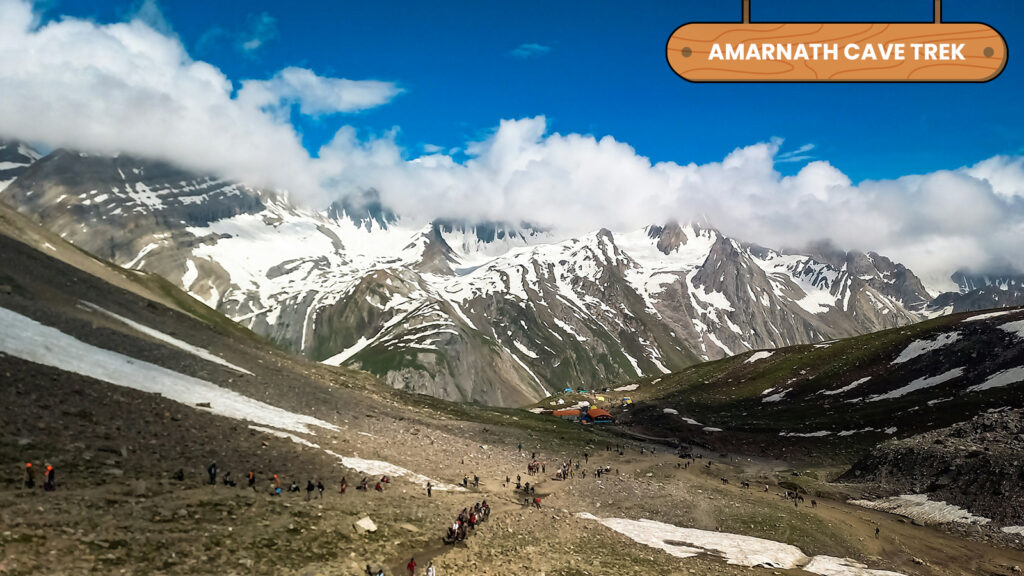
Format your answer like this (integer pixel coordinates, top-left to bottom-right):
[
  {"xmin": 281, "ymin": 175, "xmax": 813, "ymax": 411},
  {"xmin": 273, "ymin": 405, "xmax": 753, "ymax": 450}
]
[
  {"xmin": 927, "ymin": 270, "xmax": 1024, "ymax": 316},
  {"xmin": 1, "ymin": 147, "xmax": 1017, "ymax": 406},
  {"xmin": 0, "ymin": 140, "xmax": 41, "ymax": 191}
]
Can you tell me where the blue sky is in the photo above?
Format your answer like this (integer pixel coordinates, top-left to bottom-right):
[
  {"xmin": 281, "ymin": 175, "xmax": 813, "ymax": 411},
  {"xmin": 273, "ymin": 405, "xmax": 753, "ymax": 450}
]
[{"xmin": 43, "ymin": 0, "xmax": 1024, "ymax": 182}]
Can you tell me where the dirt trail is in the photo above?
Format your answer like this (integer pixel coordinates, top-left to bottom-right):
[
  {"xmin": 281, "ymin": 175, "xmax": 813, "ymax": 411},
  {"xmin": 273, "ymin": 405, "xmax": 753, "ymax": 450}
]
[
  {"xmin": 416, "ymin": 437, "xmax": 1024, "ymax": 576},
  {"xmin": 383, "ymin": 464, "xmax": 560, "ymax": 574}
]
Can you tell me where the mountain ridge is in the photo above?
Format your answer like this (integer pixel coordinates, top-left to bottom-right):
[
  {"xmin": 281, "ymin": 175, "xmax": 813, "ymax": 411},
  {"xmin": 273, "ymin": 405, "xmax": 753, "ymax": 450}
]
[{"xmin": 2, "ymin": 144, "xmax": 1022, "ymax": 406}]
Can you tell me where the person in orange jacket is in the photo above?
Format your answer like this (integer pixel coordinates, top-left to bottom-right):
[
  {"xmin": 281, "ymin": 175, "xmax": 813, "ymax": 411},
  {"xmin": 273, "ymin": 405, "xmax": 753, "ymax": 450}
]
[
  {"xmin": 25, "ymin": 462, "xmax": 35, "ymax": 488},
  {"xmin": 43, "ymin": 465, "xmax": 55, "ymax": 491},
  {"xmin": 272, "ymin": 474, "xmax": 281, "ymax": 496}
]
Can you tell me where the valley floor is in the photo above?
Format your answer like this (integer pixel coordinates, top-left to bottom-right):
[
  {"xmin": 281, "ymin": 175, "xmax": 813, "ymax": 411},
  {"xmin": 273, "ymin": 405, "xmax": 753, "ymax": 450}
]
[{"xmin": 3, "ymin": 368, "xmax": 1023, "ymax": 576}]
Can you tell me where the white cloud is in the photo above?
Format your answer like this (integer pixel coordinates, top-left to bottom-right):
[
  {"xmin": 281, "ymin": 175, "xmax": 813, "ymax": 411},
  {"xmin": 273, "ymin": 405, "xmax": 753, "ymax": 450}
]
[
  {"xmin": 0, "ymin": 0, "xmax": 398, "ymax": 200},
  {"xmin": 776, "ymin": 142, "xmax": 815, "ymax": 163},
  {"xmin": 131, "ymin": 0, "xmax": 172, "ymax": 36},
  {"xmin": 239, "ymin": 12, "xmax": 277, "ymax": 53},
  {"xmin": 510, "ymin": 43, "xmax": 551, "ymax": 58},
  {"xmin": 238, "ymin": 67, "xmax": 402, "ymax": 116},
  {"xmin": 0, "ymin": 0, "xmax": 1021, "ymax": 294},
  {"xmin": 312, "ymin": 120, "xmax": 1022, "ymax": 293}
]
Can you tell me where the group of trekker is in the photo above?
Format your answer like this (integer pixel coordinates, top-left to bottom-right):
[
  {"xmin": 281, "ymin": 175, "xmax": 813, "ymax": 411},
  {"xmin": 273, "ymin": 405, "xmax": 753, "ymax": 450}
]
[
  {"xmin": 23, "ymin": 462, "xmax": 56, "ymax": 491},
  {"xmin": 443, "ymin": 501, "xmax": 490, "ymax": 545},
  {"xmin": 197, "ymin": 462, "xmax": 393, "ymax": 500}
]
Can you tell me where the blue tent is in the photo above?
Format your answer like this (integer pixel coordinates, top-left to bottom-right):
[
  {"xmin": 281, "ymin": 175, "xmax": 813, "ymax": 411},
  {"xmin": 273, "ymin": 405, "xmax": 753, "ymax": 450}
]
[{"xmin": 563, "ymin": 387, "xmax": 573, "ymax": 393}]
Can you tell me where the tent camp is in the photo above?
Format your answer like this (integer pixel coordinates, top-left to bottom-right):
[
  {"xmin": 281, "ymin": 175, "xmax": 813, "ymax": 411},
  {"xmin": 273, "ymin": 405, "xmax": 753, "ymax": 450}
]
[
  {"xmin": 587, "ymin": 407, "xmax": 615, "ymax": 424},
  {"xmin": 552, "ymin": 409, "xmax": 581, "ymax": 422}
]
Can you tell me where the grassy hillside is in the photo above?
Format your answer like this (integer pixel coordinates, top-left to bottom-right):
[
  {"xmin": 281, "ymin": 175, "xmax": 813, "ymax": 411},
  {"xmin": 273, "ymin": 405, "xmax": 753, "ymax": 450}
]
[{"xmin": 543, "ymin": 309, "xmax": 1024, "ymax": 463}]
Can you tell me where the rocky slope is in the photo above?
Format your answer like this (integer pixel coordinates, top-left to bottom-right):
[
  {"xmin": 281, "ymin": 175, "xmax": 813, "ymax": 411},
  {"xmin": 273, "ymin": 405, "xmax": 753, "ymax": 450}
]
[
  {"xmin": 840, "ymin": 408, "xmax": 1024, "ymax": 526},
  {"xmin": 1, "ymin": 145, "xmax": 1020, "ymax": 407}
]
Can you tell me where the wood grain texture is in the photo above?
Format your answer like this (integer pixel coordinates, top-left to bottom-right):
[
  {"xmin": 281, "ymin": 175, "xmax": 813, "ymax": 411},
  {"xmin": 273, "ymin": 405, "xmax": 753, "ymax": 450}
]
[{"xmin": 667, "ymin": 23, "xmax": 1007, "ymax": 82}]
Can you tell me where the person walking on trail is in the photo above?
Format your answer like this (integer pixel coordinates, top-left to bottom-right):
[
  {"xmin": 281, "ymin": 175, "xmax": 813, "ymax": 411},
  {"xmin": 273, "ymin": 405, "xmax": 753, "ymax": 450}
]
[
  {"xmin": 875, "ymin": 526, "xmax": 880, "ymax": 539},
  {"xmin": 317, "ymin": 479, "xmax": 325, "ymax": 499},
  {"xmin": 24, "ymin": 462, "xmax": 34, "ymax": 489},
  {"xmin": 208, "ymin": 462, "xmax": 217, "ymax": 485},
  {"xmin": 375, "ymin": 480, "xmax": 383, "ymax": 492},
  {"xmin": 247, "ymin": 470, "xmax": 256, "ymax": 491},
  {"xmin": 306, "ymin": 480, "xmax": 314, "ymax": 501},
  {"xmin": 473, "ymin": 475, "xmax": 479, "ymax": 488},
  {"xmin": 518, "ymin": 442, "xmax": 522, "ymax": 452},
  {"xmin": 426, "ymin": 481, "xmax": 432, "ymax": 497},
  {"xmin": 43, "ymin": 465, "xmax": 56, "ymax": 491},
  {"xmin": 426, "ymin": 560, "xmax": 436, "ymax": 576},
  {"xmin": 340, "ymin": 477, "xmax": 348, "ymax": 494},
  {"xmin": 407, "ymin": 557, "xmax": 416, "ymax": 576}
]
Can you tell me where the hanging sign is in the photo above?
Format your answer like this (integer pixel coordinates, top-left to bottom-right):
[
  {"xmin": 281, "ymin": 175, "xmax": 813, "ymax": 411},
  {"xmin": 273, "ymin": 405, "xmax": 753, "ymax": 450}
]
[{"xmin": 666, "ymin": 2, "xmax": 1007, "ymax": 82}]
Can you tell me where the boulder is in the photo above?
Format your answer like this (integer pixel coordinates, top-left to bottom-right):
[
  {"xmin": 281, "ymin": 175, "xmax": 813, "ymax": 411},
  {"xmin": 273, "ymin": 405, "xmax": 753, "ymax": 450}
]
[{"xmin": 354, "ymin": 517, "xmax": 377, "ymax": 534}]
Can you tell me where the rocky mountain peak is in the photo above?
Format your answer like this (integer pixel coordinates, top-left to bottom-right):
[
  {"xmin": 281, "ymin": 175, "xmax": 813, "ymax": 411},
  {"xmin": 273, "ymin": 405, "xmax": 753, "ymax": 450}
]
[
  {"xmin": 412, "ymin": 224, "xmax": 458, "ymax": 275},
  {"xmin": 645, "ymin": 221, "xmax": 689, "ymax": 255}
]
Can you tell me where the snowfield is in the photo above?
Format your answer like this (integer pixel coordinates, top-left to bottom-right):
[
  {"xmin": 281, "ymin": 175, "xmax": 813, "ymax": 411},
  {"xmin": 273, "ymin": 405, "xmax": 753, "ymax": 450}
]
[
  {"xmin": 822, "ymin": 377, "xmax": 871, "ymax": 395},
  {"xmin": 962, "ymin": 310, "xmax": 1015, "ymax": 322},
  {"xmin": 849, "ymin": 494, "xmax": 990, "ymax": 525},
  {"xmin": 966, "ymin": 366, "xmax": 1024, "ymax": 393},
  {"xmin": 867, "ymin": 368, "xmax": 964, "ymax": 401},
  {"xmin": 890, "ymin": 332, "xmax": 960, "ymax": 364},
  {"xmin": 0, "ymin": 306, "xmax": 331, "ymax": 434},
  {"xmin": 802, "ymin": 556, "xmax": 906, "ymax": 576},
  {"xmin": 81, "ymin": 301, "xmax": 252, "ymax": 374},
  {"xmin": 999, "ymin": 320, "xmax": 1024, "ymax": 340},
  {"xmin": 745, "ymin": 351, "xmax": 774, "ymax": 364},
  {"xmin": 780, "ymin": 430, "xmax": 831, "ymax": 437},
  {"xmin": 0, "ymin": 306, "xmax": 462, "ymax": 491},
  {"xmin": 576, "ymin": 513, "xmax": 905, "ymax": 575}
]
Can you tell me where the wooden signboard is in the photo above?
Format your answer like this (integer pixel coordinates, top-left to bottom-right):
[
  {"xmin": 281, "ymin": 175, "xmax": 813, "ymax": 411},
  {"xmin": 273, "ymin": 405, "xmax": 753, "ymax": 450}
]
[{"xmin": 666, "ymin": 5, "xmax": 1007, "ymax": 83}]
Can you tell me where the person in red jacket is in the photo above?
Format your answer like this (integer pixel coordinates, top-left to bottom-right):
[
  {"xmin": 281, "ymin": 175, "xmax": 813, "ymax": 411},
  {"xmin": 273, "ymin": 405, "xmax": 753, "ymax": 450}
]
[{"xmin": 406, "ymin": 557, "xmax": 416, "ymax": 576}]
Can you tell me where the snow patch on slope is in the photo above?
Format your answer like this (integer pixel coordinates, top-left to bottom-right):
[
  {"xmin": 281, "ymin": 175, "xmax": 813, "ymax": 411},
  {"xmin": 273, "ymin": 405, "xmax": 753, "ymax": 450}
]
[
  {"xmin": 966, "ymin": 366, "xmax": 1024, "ymax": 393},
  {"xmin": 81, "ymin": 301, "xmax": 252, "ymax": 374},
  {"xmin": 745, "ymin": 351, "xmax": 774, "ymax": 364},
  {"xmin": 891, "ymin": 332, "xmax": 960, "ymax": 364},
  {"xmin": 849, "ymin": 494, "xmax": 990, "ymax": 525},
  {"xmin": 998, "ymin": 320, "xmax": 1024, "ymax": 340},
  {"xmin": 0, "ymin": 306, "xmax": 329, "ymax": 434},
  {"xmin": 867, "ymin": 368, "xmax": 964, "ymax": 401},
  {"xmin": 576, "ymin": 513, "xmax": 904, "ymax": 575}
]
